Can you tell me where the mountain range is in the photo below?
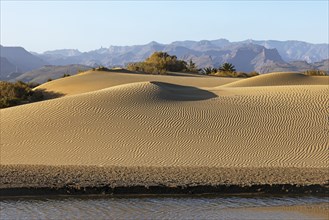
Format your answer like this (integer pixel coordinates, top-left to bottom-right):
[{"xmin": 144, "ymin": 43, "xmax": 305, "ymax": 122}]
[
  {"xmin": 15, "ymin": 64, "xmax": 92, "ymax": 84},
  {"xmin": 0, "ymin": 45, "xmax": 47, "ymax": 80},
  {"xmin": 1, "ymin": 39, "xmax": 328, "ymax": 83}
]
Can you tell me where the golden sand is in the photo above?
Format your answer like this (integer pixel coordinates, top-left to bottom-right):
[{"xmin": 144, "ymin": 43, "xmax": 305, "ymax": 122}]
[
  {"xmin": 36, "ymin": 70, "xmax": 241, "ymax": 97},
  {"xmin": 1, "ymin": 71, "xmax": 328, "ymax": 195},
  {"xmin": 1, "ymin": 71, "xmax": 328, "ymax": 168}
]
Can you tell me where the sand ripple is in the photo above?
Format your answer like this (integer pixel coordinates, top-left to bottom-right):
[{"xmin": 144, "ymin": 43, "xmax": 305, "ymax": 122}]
[{"xmin": 1, "ymin": 72, "xmax": 328, "ymax": 168}]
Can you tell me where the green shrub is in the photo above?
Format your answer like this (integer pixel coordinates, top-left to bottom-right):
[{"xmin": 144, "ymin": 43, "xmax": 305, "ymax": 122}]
[
  {"xmin": 95, "ymin": 66, "xmax": 111, "ymax": 71},
  {"xmin": 62, "ymin": 74, "xmax": 71, "ymax": 78},
  {"xmin": 127, "ymin": 52, "xmax": 187, "ymax": 74},
  {"xmin": 218, "ymin": 63, "xmax": 236, "ymax": 73},
  {"xmin": 201, "ymin": 67, "xmax": 217, "ymax": 75},
  {"xmin": 26, "ymin": 82, "xmax": 40, "ymax": 88},
  {"xmin": 127, "ymin": 62, "xmax": 167, "ymax": 74},
  {"xmin": 186, "ymin": 59, "xmax": 199, "ymax": 73},
  {"xmin": 0, "ymin": 81, "xmax": 44, "ymax": 108}
]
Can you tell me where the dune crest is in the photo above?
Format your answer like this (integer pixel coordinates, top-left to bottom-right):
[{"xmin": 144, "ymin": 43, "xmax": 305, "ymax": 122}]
[
  {"xmin": 224, "ymin": 72, "xmax": 329, "ymax": 87},
  {"xmin": 36, "ymin": 70, "xmax": 241, "ymax": 97}
]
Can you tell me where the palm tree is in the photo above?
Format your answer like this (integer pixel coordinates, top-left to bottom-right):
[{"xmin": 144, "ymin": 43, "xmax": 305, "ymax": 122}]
[
  {"xmin": 218, "ymin": 63, "xmax": 236, "ymax": 73},
  {"xmin": 202, "ymin": 67, "xmax": 217, "ymax": 75},
  {"xmin": 186, "ymin": 59, "xmax": 199, "ymax": 73}
]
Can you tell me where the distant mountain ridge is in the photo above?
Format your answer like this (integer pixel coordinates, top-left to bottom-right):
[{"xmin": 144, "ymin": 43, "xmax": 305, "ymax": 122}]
[
  {"xmin": 0, "ymin": 45, "xmax": 47, "ymax": 80},
  {"xmin": 1, "ymin": 39, "xmax": 328, "ymax": 83},
  {"xmin": 15, "ymin": 64, "xmax": 92, "ymax": 84},
  {"xmin": 33, "ymin": 39, "xmax": 328, "ymax": 73},
  {"xmin": 0, "ymin": 45, "xmax": 47, "ymax": 72},
  {"xmin": 243, "ymin": 40, "xmax": 328, "ymax": 63}
]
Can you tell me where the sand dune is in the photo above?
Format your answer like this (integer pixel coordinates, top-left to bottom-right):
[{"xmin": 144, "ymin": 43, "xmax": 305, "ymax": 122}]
[
  {"xmin": 1, "ymin": 71, "xmax": 328, "ymax": 168},
  {"xmin": 224, "ymin": 72, "xmax": 329, "ymax": 87},
  {"xmin": 35, "ymin": 70, "xmax": 241, "ymax": 97}
]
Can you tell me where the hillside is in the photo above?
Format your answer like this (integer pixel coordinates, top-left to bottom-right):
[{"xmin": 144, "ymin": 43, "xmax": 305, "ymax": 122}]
[
  {"xmin": 259, "ymin": 59, "xmax": 329, "ymax": 73},
  {"xmin": 15, "ymin": 64, "xmax": 92, "ymax": 84},
  {"xmin": 0, "ymin": 45, "xmax": 47, "ymax": 75},
  {"xmin": 0, "ymin": 57, "xmax": 21, "ymax": 80},
  {"xmin": 245, "ymin": 40, "xmax": 329, "ymax": 63}
]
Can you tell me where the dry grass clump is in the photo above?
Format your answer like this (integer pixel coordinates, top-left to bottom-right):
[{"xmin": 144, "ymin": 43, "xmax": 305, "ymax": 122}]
[
  {"xmin": 93, "ymin": 66, "xmax": 111, "ymax": 71},
  {"xmin": 304, "ymin": 70, "xmax": 328, "ymax": 76},
  {"xmin": 213, "ymin": 71, "xmax": 259, "ymax": 78}
]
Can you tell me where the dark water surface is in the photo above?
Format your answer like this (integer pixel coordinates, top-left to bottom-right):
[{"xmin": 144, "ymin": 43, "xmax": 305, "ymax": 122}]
[{"xmin": 1, "ymin": 195, "xmax": 328, "ymax": 219}]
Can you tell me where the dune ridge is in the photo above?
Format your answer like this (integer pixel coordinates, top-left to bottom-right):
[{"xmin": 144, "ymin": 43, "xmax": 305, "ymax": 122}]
[
  {"xmin": 223, "ymin": 72, "xmax": 329, "ymax": 87},
  {"xmin": 35, "ymin": 70, "xmax": 241, "ymax": 97},
  {"xmin": 1, "ymin": 71, "xmax": 328, "ymax": 169}
]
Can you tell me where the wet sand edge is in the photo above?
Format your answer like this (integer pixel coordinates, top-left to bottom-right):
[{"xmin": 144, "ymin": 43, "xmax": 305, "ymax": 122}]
[{"xmin": 245, "ymin": 202, "xmax": 329, "ymax": 219}]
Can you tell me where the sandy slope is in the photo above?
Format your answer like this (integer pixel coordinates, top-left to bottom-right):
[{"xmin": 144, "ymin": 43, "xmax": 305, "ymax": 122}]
[
  {"xmin": 35, "ymin": 70, "xmax": 240, "ymax": 97},
  {"xmin": 1, "ymin": 71, "xmax": 328, "ymax": 168},
  {"xmin": 224, "ymin": 72, "xmax": 329, "ymax": 87}
]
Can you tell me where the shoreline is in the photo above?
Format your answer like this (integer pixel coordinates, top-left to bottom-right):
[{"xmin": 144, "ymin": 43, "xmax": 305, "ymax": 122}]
[
  {"xmin": 1, "ymin": 165, "xmax": 328, "ymax": 197},
  {"xmin": 1, "ymin": 184, "xmax": 328, "ymax": 197},
  {"xmin": 244, "ymin": 203, "xmax": 329, "ymax": 219}
]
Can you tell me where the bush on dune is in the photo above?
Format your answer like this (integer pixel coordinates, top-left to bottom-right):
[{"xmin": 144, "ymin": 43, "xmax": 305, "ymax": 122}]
[
  {"xmin": 303, "ymin": 70, "xmax": 328, "ymax": 76},
  {"xmin": 62, "ymin": 73, "xmax": 71, "ymax": 78},
  {"xmin": 0, "ymin": 81, "xmax": 44, "ymax": 108},
  {"xmin": 127, "ymin": 62, "xmax": 167, "ymax": 74},
  {"xmin": 202, "ymin": 63, "xmax": 259, "ymax": 77},
  {"xmin": 127, "ymin": 52, "xmax": 188, "ymax": 74},
  {"xmin": 201, "ymin": 67, "xmax": 217, "ymax": 75},
  {"xmin": 93, "ymin": 66, "xmax": 111, "ymax": 71},
  {"xmin": 213, "ymin": 71, "xmax": 259, "ymax": 77},
  {"xmin": 186, "ymin": 59, "xmax": 200, "ymax": 73}
]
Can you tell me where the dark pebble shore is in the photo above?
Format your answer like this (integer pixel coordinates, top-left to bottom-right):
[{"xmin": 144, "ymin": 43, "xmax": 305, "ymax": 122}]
[{"xmin": 1, "ymin": 165, "xmax": 328, "ymax": 197}]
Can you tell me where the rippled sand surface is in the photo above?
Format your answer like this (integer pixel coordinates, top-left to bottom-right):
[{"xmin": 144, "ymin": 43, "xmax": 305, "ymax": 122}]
[{"xmin": 1, "ymin": 71, "xmax": 328, "ymax": 168}]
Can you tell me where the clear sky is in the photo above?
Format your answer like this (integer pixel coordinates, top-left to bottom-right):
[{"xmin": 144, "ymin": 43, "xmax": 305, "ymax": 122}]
[{"xmin": 1, "ymin": 0, "xmax": 328, "ymax": 53}]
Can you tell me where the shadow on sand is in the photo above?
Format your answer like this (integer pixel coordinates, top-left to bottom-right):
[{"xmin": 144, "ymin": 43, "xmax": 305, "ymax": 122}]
[{"xmin": 150, "ymin": 81, "xmax": 217, "ymax": 101}]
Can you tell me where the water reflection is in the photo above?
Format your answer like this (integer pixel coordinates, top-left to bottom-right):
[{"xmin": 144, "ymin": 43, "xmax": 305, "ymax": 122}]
[{"xmin": 1, "ymin": 195, "xmax": 327, "ymax": 220}]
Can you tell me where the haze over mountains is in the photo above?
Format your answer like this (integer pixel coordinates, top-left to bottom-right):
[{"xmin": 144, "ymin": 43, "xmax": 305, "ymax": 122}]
[
  {"xmin": 0, "ymin": 39, "xmax": 328, "ymax": 83},
  {"xmin": 0, "ymin": 45, "xmax": 47, "ymax": 80},
  {"xmin": 15, "ymin": 64, "xmax": 92, "ymax": 84}
]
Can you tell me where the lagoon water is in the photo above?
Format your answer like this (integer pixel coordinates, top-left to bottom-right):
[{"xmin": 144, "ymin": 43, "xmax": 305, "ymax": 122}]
[{"xmin": 1, "ymin": 195, "xmax": 328, "ymax": 219}]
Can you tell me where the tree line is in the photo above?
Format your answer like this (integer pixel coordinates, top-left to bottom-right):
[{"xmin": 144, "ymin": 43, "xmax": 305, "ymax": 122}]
[
  {"xmin": 126, "ymin": 52, "xmax": 197, "ymax": 74},
  {"xmin": 126, "ymin": 51, "xmax": 259, "ymax": 77}
]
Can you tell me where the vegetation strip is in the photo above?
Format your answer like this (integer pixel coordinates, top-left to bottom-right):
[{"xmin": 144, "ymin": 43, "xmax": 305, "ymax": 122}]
[{"xmin": 1, "ymin": 165, "xmax": 328, "ymax": 196}]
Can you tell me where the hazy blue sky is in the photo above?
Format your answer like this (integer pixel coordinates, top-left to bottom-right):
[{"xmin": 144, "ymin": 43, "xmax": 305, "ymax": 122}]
[{"xmin": 1, "ymin": 1, "xmax": 328, "ymax": 52}]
